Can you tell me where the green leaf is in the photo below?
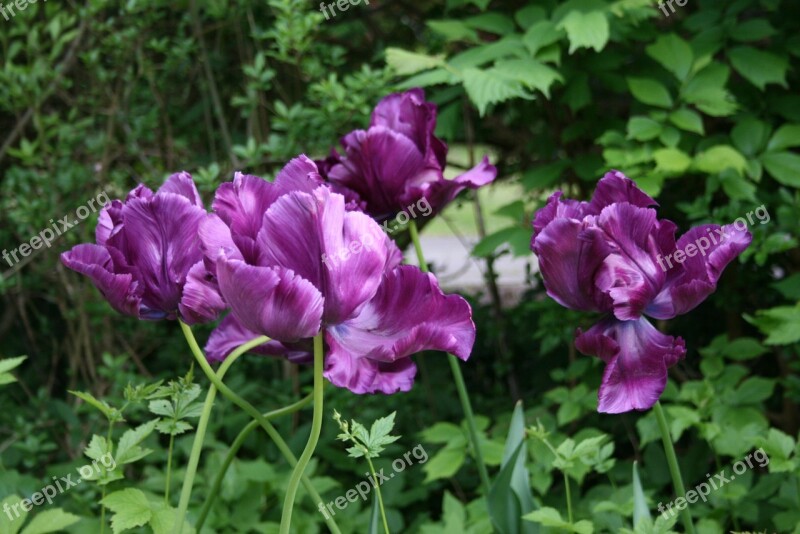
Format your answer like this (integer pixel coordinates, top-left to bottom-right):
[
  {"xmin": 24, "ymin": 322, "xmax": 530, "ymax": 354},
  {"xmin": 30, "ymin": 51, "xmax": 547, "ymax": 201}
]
[
  {"xmin": 84, "ymin": 435, "xmax": 112, "ymax": 462},
  {"xmin": 0, "ymin": 356, "xmax": 26, "ymax": 375},
  {"xmin": 632, "ymin": 462, "xmax": 650, "ymax": 528},
  {"xmin": 721, "ymin": 338, "xmax": 768, "ymax": 360},
  {"xmin": 669, "ymin": 108, "xmax": 704, "ymax": 134},
  {"xmin": 627, "ymin": 78, "xmax": 673, "ymax": 108},
  {"xmin": 493, "ymin": 58, "xmax": 563, "ymax": 98},
  {"xmin": 682, "ymin": 63, "xmax": 737, "ymax": 116},
  {"xmin": 472, "ymin": 227, "xmax": 531, "ymax": 257},
  {"xmin": 646, "ymin": 34, "xmax": 693, "ymax": 81},
  {"xmin": 116, "ymin": 420, "xmax": 156, "ymax": 464},
  {"xmin": 0, "ymin": 495, "xmax": 26, "ymax": 534},
  {"xmin": 522, "ymin": 161, "xmax": 570, "ymax": 190},
  {"xmin": 488, "ymin": 442, "xmax": 526, "ymax": 534},
  {"xmin": 367, "ymin": 491, "xmax": 382, "ymax": 534},
  {"xmin": 69, "ymin": 390, "xmax": 117, "ymax": 420},
  {"xmin": 20, "ymin": 509, "xmax": 80, "ymax": 534},
  {"xmin": 464, "ymin": 13, "xmax": 516, "ymax": 35},
  {"xmin": 523, "ymin": 507, "xmax": 593, "ymax": 533},
  {"xmin": 653, "ymin": 148, "xmax": 691, "ymax": 174},
  {"xmin": 767, "ymin": 124, "xmax": 800, "ymax": 152},
  {"xmin": 627, "ymin": 117, "xmax": 662, "ymax": 141},
  {"xmin": 731, "ymin": 117, "xmax": 770, "ymax": 156},
  {"xmin": 761, "ymin": 152, "xmax": 800, "ymax": 187},
  {"xmin": 557, "ymin": 10, "xmax": 609, "ymax": 54},
  {"xmin": 745, "ymin": 303, "xmax": 800, "ymax": 345},
  {"xmin": 421, "ymin": 422, "xmax": 465, "ymax": 444},
  {"xmin": 101, "ymin": 489, "xmax": 153, "ymax": 534},
  {"xmin": 733, "ymin": 377, "xmax": 775, "ymax": 404},
  {"xmin": 427, "ymin": 20, "xmax": 479, "ymax": 42},
  {"xmin": 385, "ymin": 48, "xmax": 446, "ymax": 76},
  {"xmin": 523, "ymin": 21, "xmax": 564, "ymax": 55},
  {"xmin": 693, "ymin": 145, "xmax": 747, "ymax": 175},
  {"xmin": 730, "ymin": 19, "xmax": 776, "ymax": 42},
  {"xmin": 728, "ymin": 46, "xmax": 789, "ymax": 90},
  {"xmin": 463, "ymin": 67, "xmax": 532, "ymax": 116},
  {"xmin": 423, "ymin": 445, "xmax": 466, "ymax": 482}
]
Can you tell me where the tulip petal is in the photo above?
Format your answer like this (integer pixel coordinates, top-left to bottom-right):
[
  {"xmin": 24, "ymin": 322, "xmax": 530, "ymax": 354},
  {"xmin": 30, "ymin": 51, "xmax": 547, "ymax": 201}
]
[
  {"xmin": 323, "ymin": 343, "xmax": 417, "ymax": 394},
  {"xmin": 61, "ymin": 244, "xmax": 143, "ymax": 317},
  {"xmin": 588, "ymin": 170, "xmax": 657, "ymax": 213},
  {"xmin": 179, "ymin": 261, "xmax": 227, "ymax": 325},
  {"xmin": 258, "ymin": 187, "xmax": 388, "ymax": 324},
  {"xmin": 324, "ymin": 265, "xmax": 474, "ymax": 393},
  {"xmin": 647, "ymin": 223, "xmax": 752, "ymax": 319},
  {"xmin": 213, "ymin": 172, "xmax": 280, "ymax": 240},
  {"xmin": 216, "ymin": 256, "xmax": 323, "ymax": 342},
  {"xmin": 120, "ymin": 192, "xmax": 206, "ymax": 313},
  {"xmin": 273, "ymin": 154, "xmax": 324, "ymax": 194},
  {"xmin": 575, "ymin": 317, "xmax": 686, "ymax": 413},
  {"xmin": 421, "ymin": 156, "xmax": 498, "ymax": 212},
  {"xmin": 159, "ymin": 172, "xmax": 204, "ymax": 207},
  {"xmin": 205, "ymin": 314, "xmax": 309, "ymax": 363}
]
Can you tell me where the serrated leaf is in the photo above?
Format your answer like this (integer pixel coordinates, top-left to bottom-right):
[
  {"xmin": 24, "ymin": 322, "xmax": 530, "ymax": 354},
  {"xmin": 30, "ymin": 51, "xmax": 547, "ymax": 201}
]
[
  {"xmin": 523, "ymin": 20, "xmax": 564, "ymax": 55},
  {"xmin": 462, "ymin": 67, "xmax": 532, "ymax": 116},
  {"xmin": 101, "ymin": 489, "xmax": 152, "ymax": 534},
  {"xmin": 385, "ymin": 48, "xmax": 446, "ymax": 75},
  {"xmin": 493, "ymin": 58, "xmax": 563, "ymax": 98},
  {"xmin": 116, "ymin": 420, "xmax": 156, "ymax": 464},
  {"xmin": 85, "ymin": 435, "xmax": 112, "ymax": 461},
  {"xmin": 557, "ymin": 10, "xmax": 609, "ymax": 54},
  {"xmin": 70, "ymin": 390, "xmax": 115, "ymax": 419}
]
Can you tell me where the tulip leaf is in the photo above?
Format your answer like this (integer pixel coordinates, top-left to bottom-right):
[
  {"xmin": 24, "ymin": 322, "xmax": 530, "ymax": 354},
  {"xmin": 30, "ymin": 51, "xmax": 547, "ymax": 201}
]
[{"xmin": 631, "ymin": 462, "xmax": 651, "ymax": 529}]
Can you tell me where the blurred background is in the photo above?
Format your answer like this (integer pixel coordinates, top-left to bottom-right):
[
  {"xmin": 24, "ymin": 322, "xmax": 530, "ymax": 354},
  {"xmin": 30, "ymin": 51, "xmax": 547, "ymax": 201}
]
[{"xmin": 1, "ymin": 0, "xmax": 798, "ymax": 532}]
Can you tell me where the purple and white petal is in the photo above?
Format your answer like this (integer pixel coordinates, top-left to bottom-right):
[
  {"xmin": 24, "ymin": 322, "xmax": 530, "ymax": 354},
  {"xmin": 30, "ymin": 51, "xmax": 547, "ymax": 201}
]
[{"xmin": 179, "ymin": 261, "xmax": 227, "ymax": 325}]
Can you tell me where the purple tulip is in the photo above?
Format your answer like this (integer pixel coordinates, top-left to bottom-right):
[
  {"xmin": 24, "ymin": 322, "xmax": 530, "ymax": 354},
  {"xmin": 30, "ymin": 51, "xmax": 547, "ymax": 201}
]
[
  {"xmin": 318, "ymin": 88, "xmax": 498, "ymax": 220},
  {"xmin": 61, "ymin": 173, "xmax": 208, "ymax": 322},
  {"xmin": 201, "ymin": 155, "xmax": 476, "ymax": 394},
  {"xmin": 531, "ymin": 171, "xmax": 752, "ymax": 413}
]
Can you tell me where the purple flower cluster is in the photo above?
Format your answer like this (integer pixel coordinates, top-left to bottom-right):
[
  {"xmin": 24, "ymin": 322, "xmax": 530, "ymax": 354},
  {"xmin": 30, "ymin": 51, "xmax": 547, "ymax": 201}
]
[
  {"xmin": 531, "ymin": 171, "xmax": 752, "ymax": 413},
  {"xmin": 62, "ymin": 89, "xmax": 496, "ymax": 395}
]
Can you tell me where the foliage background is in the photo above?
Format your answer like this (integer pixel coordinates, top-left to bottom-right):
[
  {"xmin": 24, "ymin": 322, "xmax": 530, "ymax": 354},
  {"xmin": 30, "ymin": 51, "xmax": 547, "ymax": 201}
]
[{"xmin": 0, "ymin": 0, "xmax": 798, "ymax": 532}]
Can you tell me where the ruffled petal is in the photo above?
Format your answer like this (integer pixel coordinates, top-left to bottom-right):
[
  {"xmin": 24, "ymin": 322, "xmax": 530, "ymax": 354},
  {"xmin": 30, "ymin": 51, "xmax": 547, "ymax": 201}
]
[
  {"xmin": 212, "ymin": 172, "xmax": 280, "ymax": 240},
  {"xmin": 420, "ymin": 156, "xmax": 497, "ymax": 213},
  {"xmin": 216, "ymin": 255, "xmax": 323, "ymax": 342},
  {"xmin": 119, "ymin": 192, "xmax": 206, "ymax": 313},
  {"xmin": 159, "ymin": 172, "xmax": 204, "ymax": 208},
  {"xmin": 587, "ymin": 170, "xmax": 657, "ymax": 213},
  {"xmin": 530, "ymin": 191, "xmax": 590, "ymax": 238},
  {"xmin": 575, "ymin": 317, "xmax": 686, "ymax": 414},
  {"xmin": 590, "ymin": 203, "xmax": 666, "ymax": 320},
  {"xmin": 96, "ymin": 200, "xmax": 124, "ymax": 247},
  {"xmin": 257, "ymin": 187, "xmax": 388, "ymax": 324},
  {"xmin": 531, "ymin": 217, "xmax": 611, "ymax": 312},
  {"xmin": 324, "ymin": 265, "xmax": 474, "ymax": 393},
  {"xmin": 61, "ymin": 244, "xmax": 143, "ymax": 318},
  {"xmin": 179, "ymin": 261, "xmax": 227, "ymax": 325},
  {"xmin": 370, "ymin": 88, "xmax": 435, "ymax": 154},
  {"xmin": 323, "ymin": 343, "xmax": 418, "ymax": 394},
  {"xmin": 646, "ymin": 223, "xmax": 752, "ymax": 319},
  {"xmin": 205, "ymin": 314, "xmax": 308, "ymax": 363}
]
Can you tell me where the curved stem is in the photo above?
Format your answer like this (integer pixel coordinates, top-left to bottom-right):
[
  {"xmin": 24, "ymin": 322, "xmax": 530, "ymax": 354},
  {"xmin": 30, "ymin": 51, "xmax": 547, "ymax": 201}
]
[
  {"xmin": 653, "ymin": 401, "xmax": 695, "ymax": 534},
  {"xmin": 279, "ymin": 333, "xmax": 325, "ymax": 534},
  {"xmin": 408, "ymin": 220, "xmax": 491, "ymax": 496},
  {"xmin": 178, "ymin": 323, "xmax": 339, "ymax": 534},
  {"xmin": 195, "ymin": 393, "xmax": 314, "ymax": 530},
  {"xmin": 173, "ymin": 322, "xmax": 269, "ymax": 534},
  {"xmin": 365, "ymin": 456, "xmax": 390, "ymax": 534}
]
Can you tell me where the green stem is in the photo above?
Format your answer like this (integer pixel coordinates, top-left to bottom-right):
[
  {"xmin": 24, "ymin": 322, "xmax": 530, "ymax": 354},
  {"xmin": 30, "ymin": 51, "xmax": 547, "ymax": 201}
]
[
  {"xmin": 100, "ymin": 422, "xmax": 114, "ymax": 534},
  {"xmin": 365, "ymin": 456, "xmax": 390, "ymax": 534},
  {"xmin": 173, "ymin": 322, "xmax": 269, "ymax": 534},
  {"xmin": 195, "ymin": 393, "xmax": 314, "ymax": 530},
  {"xmin": 280, "ymin": 333, "xmax": 325, "ymax": 534},
  {"xmin": 564, "ymin": 473, "xmax": 573, "ymax": 524},
  {"xmin": 408, "ymin": 220, "xmax": 491, "ymax": 496},
  {"xmin": 178, "ymin": 323, "xmax": 339, "ymax": 534},
  {"xmin": 165, "ymin": 433, "xmax": 174, "ymax": 504},
  {"xmin": 653, "ymin": 401, "xmax": 695, "ymax": 534}
]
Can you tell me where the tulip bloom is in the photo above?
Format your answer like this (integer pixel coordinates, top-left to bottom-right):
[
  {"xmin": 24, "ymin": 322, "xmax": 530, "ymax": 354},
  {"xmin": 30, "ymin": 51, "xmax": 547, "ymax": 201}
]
[
  {"xmin": 201, "ymin": 155, "xmax": 476, "ymax": 394},
  {"xmin": 531, "ymin": 171, "xmax": 751, "ymax": 413},
  {"xmin": 61, "ymin": 173, "xmax": 207, "ymax": 321},
  {"xmin": 318, "ymin": 88, "xmax": 498, "ymax": 220}
]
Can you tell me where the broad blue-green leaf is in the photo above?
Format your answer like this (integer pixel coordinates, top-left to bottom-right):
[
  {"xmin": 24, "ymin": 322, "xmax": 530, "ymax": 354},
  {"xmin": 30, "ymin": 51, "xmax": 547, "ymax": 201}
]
[
  {"xmin": 627, "ymin": 78, "xmax": 673, "ymax": 108},
  {"xmin": 728, "ymin": 46, "xmax": 789, "ymax": 90},
  {"xmin": 632, "ymin": 462, "xmax": 650, "ymax": 528},
  {"xmin": 557, "ymin": 10, "xmax": 609, "ymax": 54},
  {"xmin": 646, "ymin": 34, "xmax": 693, "ymax": 81}
]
